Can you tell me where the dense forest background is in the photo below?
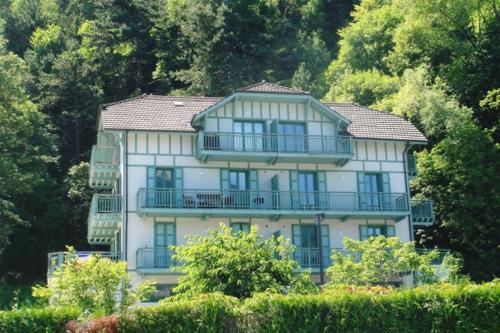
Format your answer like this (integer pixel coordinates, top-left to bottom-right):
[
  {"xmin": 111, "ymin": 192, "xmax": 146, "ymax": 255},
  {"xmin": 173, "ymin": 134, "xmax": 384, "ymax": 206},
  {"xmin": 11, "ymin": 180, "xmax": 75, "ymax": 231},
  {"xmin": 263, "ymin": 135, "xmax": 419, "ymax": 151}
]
[{"xmin": 0, "ymin": 0, "xmax": 498, "ymax": 285}]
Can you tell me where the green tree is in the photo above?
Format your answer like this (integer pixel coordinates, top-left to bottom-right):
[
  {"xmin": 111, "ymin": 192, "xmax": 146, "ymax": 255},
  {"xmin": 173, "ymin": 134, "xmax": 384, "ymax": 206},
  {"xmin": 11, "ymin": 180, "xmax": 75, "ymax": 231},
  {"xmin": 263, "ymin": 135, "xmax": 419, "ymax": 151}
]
[
  {"xmin": 327, "ymin": 236, "xmax": 441, "ymax": 286},
  {"xmin": 0, "ymin": 19, "xmax": 55, "ymax": 256},
  {"xmin": 414, "ymin": 121, "xmax": 500, "ymax": 281},
  {"xmin": 33, "ymin": 248, "xmax": 156, "ymax": 315},
  {"xmin": 172, "ymin": 224, "xmax": 315, "ymax": 299}
]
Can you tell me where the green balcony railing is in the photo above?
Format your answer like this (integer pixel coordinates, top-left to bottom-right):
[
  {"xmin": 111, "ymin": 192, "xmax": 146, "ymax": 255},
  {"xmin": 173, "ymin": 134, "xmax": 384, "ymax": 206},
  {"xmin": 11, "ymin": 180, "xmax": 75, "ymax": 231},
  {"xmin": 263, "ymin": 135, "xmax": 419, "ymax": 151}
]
[
  {"xmin": 330, "ymin": 248, "xmax": 450, "ymax": 265},
  {"xmin": 411, "ymin": 200, "xmax": 434, "ymax": 224},
  {"xmin": 200, "ymin": 132, "xmax": 353, "ymax": 155},
  {"xmin": 90, "ymin": 145, "xmax": 120, "ymax": 166},
  {"xmin": 90, "ymin": 194, "xmax": 122, "ymax": 215},
  {"xmin": 136, "ymin": 247, "xmax": 176, "ymax": 270},
  {"xmin": 407, "ymin": 154, "xmax": 417, "ymax": 178},
  {"xmin": 48, "ymin": 251, "xmax": 121, "ymax": 275},
  {"xmin": 137, "ymin": 188, "xmax": 408, "ymax": 213}
]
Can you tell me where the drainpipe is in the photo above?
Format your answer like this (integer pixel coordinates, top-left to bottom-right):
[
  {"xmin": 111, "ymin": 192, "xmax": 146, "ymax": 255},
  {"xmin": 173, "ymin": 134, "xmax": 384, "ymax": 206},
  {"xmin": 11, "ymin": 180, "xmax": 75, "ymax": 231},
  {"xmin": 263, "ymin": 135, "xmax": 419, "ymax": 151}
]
[
  {"xmin": 403, "ymin": 142, "xmax": 414, "ymax": 241},
  {"xmin": 121, "ymin": 130, "xmax": 128, "ymax": 260}
]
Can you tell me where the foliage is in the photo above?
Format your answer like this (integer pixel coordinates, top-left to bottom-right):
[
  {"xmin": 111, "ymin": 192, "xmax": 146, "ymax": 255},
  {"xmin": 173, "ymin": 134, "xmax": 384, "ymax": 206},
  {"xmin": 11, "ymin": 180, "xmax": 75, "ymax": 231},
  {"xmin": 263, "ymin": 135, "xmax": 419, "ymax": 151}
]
[
  {"xmin": 239, "ymin": 281, "xmax": 500, "ymax": 333},
  {"xmin": 326, "ymin": 236, "xmax": 441, "ymax": 286},
  {"xmin": 171, "ymin": 224, "xmax": 313, "ymax": 299},
  {"xmin": 0, "ymin": 306, "xmax": 79, "ymax": 333},
  {"xmin": 32, "ymin": 248, "xmax": 156, "ymax": 316},
  {"xmin": 121, "ymin": 292, "xmax": 239, "ymax": 333},
  {"xmin": 414, "ymin": 121, "xmax": 500, "ymax": 281},
  {"xmin": 0, "ymin": 282, "xmax": 38, "ymax": 310}
]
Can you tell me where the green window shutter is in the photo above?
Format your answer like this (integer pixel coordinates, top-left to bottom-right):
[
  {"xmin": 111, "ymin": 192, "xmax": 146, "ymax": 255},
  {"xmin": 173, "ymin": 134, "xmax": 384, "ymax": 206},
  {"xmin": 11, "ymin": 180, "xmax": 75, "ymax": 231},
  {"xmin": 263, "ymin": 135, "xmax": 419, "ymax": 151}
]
[
  {"xmin": 292, "ymin": 225, "xmax": 301, "ymax": 247},
  {"xmin": 386, "ymin": 225, "xmax": 395, "ymax": 237},
  {"xmin": 154, "ymin": 222, "xmax": 176, "ymax": 268},
  {"xmin": 249, "ymin": 170, "xmax": 258, "ymax": 208},
  {"xmin": 382, "ymin": 173, "xmax": 391, "ymax": 209},
  {"xmin": 147, "ymin": 167, "xmax": 156, "ymax": 206},
  {"xmin": 317, "ymin": 172, "xmax": 328, "ymax": 209},
  {"xmin": 271, "ymin": 175, "xmax": 280, "ymax": 209},
  {"xmin": 174, "ymin": 168, "xmax": 183, "ymax": 206},
  {"xmin": 359, "ymin": 225, "xmax": 368, "ymax": 241},
  {"xmin": 357, "ymin": 172, "xmax": 367, "ymax": 209},
  {"xmin": 269, "ymin": 119, "xmax": 279, "ymax": 151},
  {"xmin": 290, "ymin": 171, "xmax": 299, "ymax": 208},
  {"xmin": 320, "ymin": 225, "xmax": 330, "ymax": 266},
  {"xmin": 221, "ymin": 169, "xmax": 230, "ymax": 198}
]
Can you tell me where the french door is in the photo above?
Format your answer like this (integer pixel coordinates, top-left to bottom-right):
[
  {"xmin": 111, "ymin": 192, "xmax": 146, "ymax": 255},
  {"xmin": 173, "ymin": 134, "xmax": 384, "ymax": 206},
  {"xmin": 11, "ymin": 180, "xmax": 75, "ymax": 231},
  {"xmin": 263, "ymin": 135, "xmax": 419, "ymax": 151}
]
[
  {"xmin": 278, "ymin": 123, "xmax": 306, "ymax": 152},
  {"xmin": 298, "ymin": 172, "xmax": 317, "ymax": 208},
  {"xmin": 234, "ymin": 121, "xmax": 264, "ymax": 152}
]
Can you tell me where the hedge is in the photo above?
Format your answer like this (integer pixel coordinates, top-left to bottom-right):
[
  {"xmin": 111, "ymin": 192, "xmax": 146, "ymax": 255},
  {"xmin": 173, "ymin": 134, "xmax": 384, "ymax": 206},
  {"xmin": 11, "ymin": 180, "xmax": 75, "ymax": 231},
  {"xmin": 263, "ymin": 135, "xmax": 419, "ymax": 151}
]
[
  {"xmin": 0, "ymin": 282, "xmax": 499, "ymax": 333},
  {"xmin": 0, "ymin": 307, "xmax": 80, "ymax": 333}
]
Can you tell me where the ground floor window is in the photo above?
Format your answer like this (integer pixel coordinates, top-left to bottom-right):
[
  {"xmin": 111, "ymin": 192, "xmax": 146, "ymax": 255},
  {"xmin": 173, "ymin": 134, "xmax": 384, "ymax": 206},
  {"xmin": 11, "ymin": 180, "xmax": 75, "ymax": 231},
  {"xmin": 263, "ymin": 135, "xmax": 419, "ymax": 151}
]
[
  {"xmin": 359, "ymin": 224, "xmax": 395, "ymax": 241},
  {"xmin": 230, "ymin": 222, "xmax": 250, "ymax": 233}
]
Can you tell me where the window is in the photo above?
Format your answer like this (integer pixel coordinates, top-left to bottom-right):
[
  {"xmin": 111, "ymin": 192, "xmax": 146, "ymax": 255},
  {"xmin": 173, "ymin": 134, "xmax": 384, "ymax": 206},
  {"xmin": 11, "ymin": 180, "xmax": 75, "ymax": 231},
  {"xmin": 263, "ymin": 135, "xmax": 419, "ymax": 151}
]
[
  {"xmin": 154, "ymin": 222, "xmax": 176, "ymax": 268},
  {"xmin": 229, "ymin": 170, "xmax": 248, "ymax": 190},
  {"xmin": 234, "ymin": 121, "xmax": 264, "ymax": 151},
  {"xmin": 298, "ymin": 172, "xmax": 317, "ymax": 208},
  {"xmin": 358, "ymin": 172, "xmax": 391, "ymax": 210},
  {"xmin": 292, "ymin": 224, "xmax": 330, "ymax": 268},
  {"xmin": 278, "ymin": 122, "xmax": 306, "ymax": 152},
  {"xmin": 155, "ymin": 168, "xmax": 173, "ymax": 188},
  {"xmin": 230, "ymin": 222, "xmax": 250, "ymax": 233},
  {"xmin": 147, "ymin": 167, "xmax": 177, "ymax": 207},
  {"xmin": 359, "ymin": 225, "xmax": 395, "ymax": 241}
]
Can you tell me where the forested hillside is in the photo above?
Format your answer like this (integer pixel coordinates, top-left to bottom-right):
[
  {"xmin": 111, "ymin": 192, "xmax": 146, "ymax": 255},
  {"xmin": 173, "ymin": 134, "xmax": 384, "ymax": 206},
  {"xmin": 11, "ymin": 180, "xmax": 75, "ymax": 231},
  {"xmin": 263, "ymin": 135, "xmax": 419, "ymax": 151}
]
[{"xmin": 0, "ymin": 0, "xmax": 498, "ymax": 284}]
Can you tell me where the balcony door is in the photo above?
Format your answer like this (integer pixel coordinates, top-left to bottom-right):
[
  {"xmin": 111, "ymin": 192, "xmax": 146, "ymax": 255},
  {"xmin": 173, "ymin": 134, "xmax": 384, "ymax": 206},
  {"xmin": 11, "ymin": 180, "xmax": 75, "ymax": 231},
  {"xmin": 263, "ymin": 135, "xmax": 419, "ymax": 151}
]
[
  {"xmin": 358, "ymin": 172, "xmax": 391, "ymax": 210},
  {"xmin": 298, "ymin": 172, "xmax": 317, "ymax": 209},
  {"xmin": 229, "ymin": 170, "xmax": 249, "ymax": 208},
  {"xmin": 278, "ymin": 122, "xmax": 306, "ymax": 152},
  {"xmin": 147, "ymin": 168, "xmax": 173, "ymax": 207},
  {"xmin": 234, "ymin": 121, "xmax": 264, "ymax": 152},
  {"xmin": 292, "ymin": 224, "xmax": 330, "ymax": 268},
  {"xmin": 154, "ymin": 222, "xmax": 175, "ymax": 268}
]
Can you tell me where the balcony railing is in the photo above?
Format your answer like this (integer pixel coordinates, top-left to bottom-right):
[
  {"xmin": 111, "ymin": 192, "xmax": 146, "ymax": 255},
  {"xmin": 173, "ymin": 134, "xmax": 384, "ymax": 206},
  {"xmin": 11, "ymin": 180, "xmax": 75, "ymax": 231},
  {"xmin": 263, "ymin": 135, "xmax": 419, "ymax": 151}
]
[
  {"xmin": 89, "ymin": 145, "xmax": 120, "ymax": 188},
  {"xmin": 407, "ymin": 154, "xmax": 417, "ymax": 178},
  {"xmin": 411, "ymin": 200, "xmax": 434, "ymax": 224},
  {"xmin": 137, "ymin": 188, "xmax": 408, "ymax": 215},
  {"xmin": 88, "ymin": 194, "xmax": 122, "ymax": 244},
  {"xmin": 201, "ymin": 132, "xmax": 353, "ymax": 155},
  {"xmin": 90, "ymin": 145, "xmax": 120, "ymax": 166},
  {"xmin": 330, "ymin": 248, "xmax": 450, "ymax": 265},
  {"xmin": 48, "ymin": 251, "xmax": 121, "ymax": 275},
  {"xmin": 136, "ymin": 248, "xmax": 176, "ymax": 270},
  {"xmin": 90, "ymin": 194, "xmax": 122, "ymax": 215}
]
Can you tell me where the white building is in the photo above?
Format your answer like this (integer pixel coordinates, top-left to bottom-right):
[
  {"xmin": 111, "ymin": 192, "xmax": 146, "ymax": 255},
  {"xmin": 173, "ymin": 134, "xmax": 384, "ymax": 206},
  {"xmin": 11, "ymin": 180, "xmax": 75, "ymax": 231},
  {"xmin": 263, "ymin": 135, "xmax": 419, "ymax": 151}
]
[{"xmin": 49, "ymin": 81, "xmax": 436, "ymax": 292}]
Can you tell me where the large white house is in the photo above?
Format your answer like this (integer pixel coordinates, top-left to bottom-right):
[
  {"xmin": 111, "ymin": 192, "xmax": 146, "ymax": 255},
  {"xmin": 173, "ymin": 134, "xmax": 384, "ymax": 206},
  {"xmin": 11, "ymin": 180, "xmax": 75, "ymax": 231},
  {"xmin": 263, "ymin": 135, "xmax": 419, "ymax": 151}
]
[{"xmin": 48, "ymin": 81, "xmax": 436, "ymax": 293}]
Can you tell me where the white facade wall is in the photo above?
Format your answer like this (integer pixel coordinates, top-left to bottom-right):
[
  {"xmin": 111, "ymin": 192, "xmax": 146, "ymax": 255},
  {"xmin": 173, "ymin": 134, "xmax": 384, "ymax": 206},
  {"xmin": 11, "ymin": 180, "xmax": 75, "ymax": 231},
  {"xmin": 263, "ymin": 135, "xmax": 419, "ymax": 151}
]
[{"xmin": 116, "ymin": 99, "xmax": 413, "ymax": 285}]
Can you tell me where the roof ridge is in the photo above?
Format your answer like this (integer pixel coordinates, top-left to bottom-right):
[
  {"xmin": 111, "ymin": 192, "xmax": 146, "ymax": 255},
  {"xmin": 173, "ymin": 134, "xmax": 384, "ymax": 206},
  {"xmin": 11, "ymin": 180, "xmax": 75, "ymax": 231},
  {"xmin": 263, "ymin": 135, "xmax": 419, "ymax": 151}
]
[
  {"xmin": 146, "ymin": 94, "xmax": 223, "ymax": 100},
  {"xmin": 102, "ymin": 94, "xmax": 148, "ymax": 109},
  {"xmin": 237, "ymin": 80, "xmax": 309, "ymax": 94}
]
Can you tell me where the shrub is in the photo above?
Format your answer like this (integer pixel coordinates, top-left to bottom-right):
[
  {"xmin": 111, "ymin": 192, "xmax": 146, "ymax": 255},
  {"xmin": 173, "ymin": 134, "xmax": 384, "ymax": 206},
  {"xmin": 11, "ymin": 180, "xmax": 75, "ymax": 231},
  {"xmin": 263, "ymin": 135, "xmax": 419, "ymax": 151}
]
[
  {"xmin": 66, "ymin": 315, "xmax": 118, "ymax": 333},
  {"xmin": 32, "ymin": 247, "xmax": 156, "ymax": 315},
  {"xmin": 326, "ymin": 236, "xmax": 443, "ymax": 286},
  {"xmin": 119, "ymin": 293, "xmax": 239, "ymax": 333},
  {"xmin": 239, "ymin": 281, "xmax": 500, "ymax": 333},
  {"xmin": 172, "ymin": 224, "xmax": 315, "ymax": 299},
  {"xmin": 0, "ymin": 307, "xmax": 79, "ymax": 333}
]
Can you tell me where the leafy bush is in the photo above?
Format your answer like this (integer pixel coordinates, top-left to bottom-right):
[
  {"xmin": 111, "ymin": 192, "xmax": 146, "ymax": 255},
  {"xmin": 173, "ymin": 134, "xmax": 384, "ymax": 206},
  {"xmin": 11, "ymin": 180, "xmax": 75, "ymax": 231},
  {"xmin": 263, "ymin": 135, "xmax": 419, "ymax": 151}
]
[
  {"xmin": 327, "ymin": 236, "xmax": 444, "ymax": 286},
  {"xmin": 32, "ymin": 247, "xmax": 156, "ymax": 315},
  {"xmin": 240, "ymin": 281, "xmax": 500, "ymax": 333},
  {"xmin": 0, "ymin": 307, "xmax": 79, "ymax": 333},
  {"xmin": 119, "ymin": 293, "xmax": 239, "ymax": 333},
  {"xmin": 172, "ymin": 224, "xmax": 315, "ymax": 299},
  {"xmin": 66, "ymin": 315, "xmax": 118, "ymax": 333}
]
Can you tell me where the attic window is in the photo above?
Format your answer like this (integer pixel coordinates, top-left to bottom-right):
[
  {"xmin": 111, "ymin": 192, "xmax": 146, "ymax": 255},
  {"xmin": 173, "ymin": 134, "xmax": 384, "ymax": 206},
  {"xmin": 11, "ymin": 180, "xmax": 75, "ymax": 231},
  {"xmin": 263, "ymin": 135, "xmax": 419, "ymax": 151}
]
[{"xmin": 173, "ymin": 101, "xmax": 184, "ymax": 106}]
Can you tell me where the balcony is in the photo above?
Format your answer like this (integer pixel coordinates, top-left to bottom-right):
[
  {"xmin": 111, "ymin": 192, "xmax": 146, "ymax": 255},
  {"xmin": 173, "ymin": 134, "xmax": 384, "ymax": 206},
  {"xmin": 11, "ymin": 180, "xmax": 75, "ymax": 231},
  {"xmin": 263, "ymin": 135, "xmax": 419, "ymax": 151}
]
[
  {"xmin": 136, "ymin": 247, "xmax": 177, "ymax": 274},
  {"xmin": 411, "ymin": 200, "xmax": 435, "ymax": 225},
  {"xmin": 89, "ymin": 145, "xmax": 120, "ymax": 189},
  {"xmin": 48, "ymin": 251, "xmax": 121, "ymax": 276},
  {"xmin": 407, "ymin": 154, "xmax": 417, "ymax": 178},
  {"xmin": 196, "ymin": 131, "xmax": 353, "ymax": 165},
  {"xmin": 88, "ymin": 194, "xmax": 122, "ymax": 244},
  {"xmin": 137, "ymin": 188, "xmax": 409, "ymax": 221}
]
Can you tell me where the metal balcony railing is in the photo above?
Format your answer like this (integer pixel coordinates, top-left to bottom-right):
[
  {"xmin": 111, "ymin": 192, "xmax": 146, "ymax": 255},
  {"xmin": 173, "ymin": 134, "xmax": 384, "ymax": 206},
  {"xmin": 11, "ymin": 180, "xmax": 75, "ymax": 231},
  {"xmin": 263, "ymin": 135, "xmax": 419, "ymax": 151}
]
[
  {"xmin": 90, "ymin": 194, "xmax": 122, "ymax": 215},
  {"xmin": 48, "ymin": 251, "xmax": 121, "ymax": 275},
  {"xmin": 90, "ymin": 145, "xmax": 120, "ymax": 166},
  {"xmin": 136, "ymin": 248, "xmax": 176, "ymax": 269},
  {"xmin": 137, "ymin": 188, "xmax": 408, "ymax": 213},
  {"xmin": 330, "ymin": 248, "xmax": 450, "ymax": 265},
  {"xmin": 201, "ymin": 132, "xmax": 353, "ymax": 155},
  {"xmin": 407, "ymin": 154, "xmax": 417, "ymax": 178},
  {"xmin": 411, "ymin": 200, "xmax": 434, "ymax": 224}
]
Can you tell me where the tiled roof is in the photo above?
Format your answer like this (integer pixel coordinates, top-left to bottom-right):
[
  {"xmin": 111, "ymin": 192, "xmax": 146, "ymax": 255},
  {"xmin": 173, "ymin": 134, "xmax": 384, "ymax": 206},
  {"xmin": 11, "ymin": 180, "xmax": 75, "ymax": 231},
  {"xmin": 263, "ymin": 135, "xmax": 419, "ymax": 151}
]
[
  {"xmin": 102, "ymin": 95, "xmax": 222, "ymax": 132},
  {"xmin": 101, "ymin": 93, "xmax": 427, "ymax": 142},
  {"xmin": 325, "ymin": 102, "xmax": 427, "ymax": 142},
  {"xmin": 237, "ymin": 80, "xmax": 309, "ymax": 95}
]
